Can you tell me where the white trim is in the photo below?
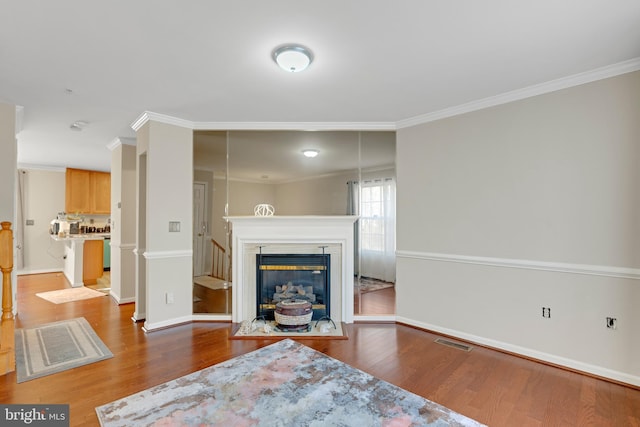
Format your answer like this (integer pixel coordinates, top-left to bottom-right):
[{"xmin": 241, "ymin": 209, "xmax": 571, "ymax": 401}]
[
  {"xmin": 132, "ymin": 110, "xmax": 396, "ymax": 132},
  {"xmin": 131, "ymin": 313, "xmax": 145, "ymax": 322},
  {"xmin": 129, "ymin": 58, "xmax": 640, "ymax": 134},
  {"xmin": 396, "ymin": 250, "xmax": 640, "ymax": 280},
  {"xmin": 192, "ymin": 121, "xmax": 395, "ymax": 131},
  {"xmin": 107, "ymin": 137, "xmax": 136, "ymax": 151},
  {"xmin": 396, "ymin": 316, "xmax": 640, "ymax": 387},
  {"xmin": 109, "ymin": 242, "xmax": 136, "ymax": 250},
  {"xmin": 16, "ymin": 164, "xmax": 66, "ymax": 172},
  {"xmin": 142, "ymin": 249, "xmax": 192, "ymax": 259},
  {"xmin": 143, "ymin": 315, "xmax": 192, "ymax": 332},
  {"xmin": 17, "ymin": 268, "xmax": 62, "ymax": 276},
  {"xmin": 192, "ymin": 314, "xmax": 232, "ymax": 322},
  {"xmin": 354, "ymin": 315, "xmax": 396, "ymax": 323},
  {"xmin": 396, "ymin": 57, "xmax": 640, "ymax": 129},
  {"xmin": 108, "ymin": 292, "xmax": 135, "ymax": 305}
]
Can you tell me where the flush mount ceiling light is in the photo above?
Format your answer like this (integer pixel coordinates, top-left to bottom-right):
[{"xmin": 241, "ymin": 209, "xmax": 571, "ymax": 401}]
[
  {"xmin": 69, "ymin": 120, "xmax": 88, "ymax": 131},
  {"xmin": 272, "ymin": 45, "xmax": 313, "ymax": 72},
  {"xmin": 302, "ymin": 149, "xmax": 319, "ymax": 158}
]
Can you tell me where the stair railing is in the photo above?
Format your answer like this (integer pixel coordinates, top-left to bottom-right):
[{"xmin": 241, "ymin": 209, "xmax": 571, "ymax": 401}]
[{"xmin": 0, "ymin": 221, "xmax": 15, "ymax": 375}]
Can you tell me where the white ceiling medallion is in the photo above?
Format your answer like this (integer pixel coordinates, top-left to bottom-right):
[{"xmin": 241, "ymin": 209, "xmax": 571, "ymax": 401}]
[{"xmin": 272, "ymin": 45, "xmax": 313, "ymax": 73}]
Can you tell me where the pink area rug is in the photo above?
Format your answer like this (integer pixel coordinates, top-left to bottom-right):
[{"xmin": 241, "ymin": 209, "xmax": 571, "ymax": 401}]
[{"xmin": 96, "ymin": 339, "xmax": 485, "ymax": 426}]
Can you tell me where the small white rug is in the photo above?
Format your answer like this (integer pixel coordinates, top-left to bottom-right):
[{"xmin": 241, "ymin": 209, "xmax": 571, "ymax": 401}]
[{"xmin": 36, "ymin": 287, "xmax": 107, "ymax": 304}]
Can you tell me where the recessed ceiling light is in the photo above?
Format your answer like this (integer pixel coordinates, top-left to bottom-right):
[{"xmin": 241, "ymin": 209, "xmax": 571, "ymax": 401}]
[
  {"xmin": 272, "ymin": 45, "xmax": 313, "ymax": 73},
  {"xmin": 302, "ymin": 149, "xmax": 319, "ymax": 158}
]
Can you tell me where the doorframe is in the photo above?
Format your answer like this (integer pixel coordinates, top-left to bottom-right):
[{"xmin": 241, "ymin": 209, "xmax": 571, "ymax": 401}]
[{"xmin": 193, "ymin": 181, "xmax": 208, "ymax": 277}]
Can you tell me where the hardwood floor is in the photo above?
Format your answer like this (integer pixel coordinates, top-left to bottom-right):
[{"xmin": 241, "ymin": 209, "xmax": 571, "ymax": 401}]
[
  {"xmin": 354, "ymin": 286, "xmax": 396, "ymax": 315},
  {"xmin": 2, "ymin": 273, "xmax": 639, "ymax": 426}
]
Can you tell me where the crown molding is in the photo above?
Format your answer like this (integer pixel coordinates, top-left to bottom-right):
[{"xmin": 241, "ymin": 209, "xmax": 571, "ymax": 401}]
[
  {"xmin": 131, "ymin": 111, "xmax": 195, "ymax": 131},
  {"xmin": 17, "ymin": 163, "xmax": 66, "ymax": 172},
  {"xmin": 396, "ymin": 57, "xmax": 640, "ymax": 129},
  {"xmin": 107, "ymin": 137, "xmax": 136, "ymax": 151},
  {"xmin": 191, "ymin": 121, "xmax": 396, "ymax": 131},
  {"xmin": 132, "ymin": 111, "xmax": 395, "ymax": 132},
  {"xmin": 130, "ymin": 58, "xmax": 640, "ymax": 133}
]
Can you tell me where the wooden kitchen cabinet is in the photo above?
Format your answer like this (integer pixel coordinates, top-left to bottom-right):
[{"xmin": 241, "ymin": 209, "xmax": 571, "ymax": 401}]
[
  {"xmin": 83, "ymin": 239, "xmax": 104, "ymax": 285},
  {"xmin": 65, "ymin": 168, "xmax": 92, "ymax": 213},
  {"xmin": 65, "ymin": 168, "xmax": 111, "ymax": 214},
  {"xmin": 91, "ymin": 171, "xmax": 111, "ymax": 214}
]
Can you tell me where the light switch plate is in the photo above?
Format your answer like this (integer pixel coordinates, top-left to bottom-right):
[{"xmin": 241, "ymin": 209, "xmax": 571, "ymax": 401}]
[{"xmin": 169, "ymin": 221, "xmax": 181, "ymax": 232}]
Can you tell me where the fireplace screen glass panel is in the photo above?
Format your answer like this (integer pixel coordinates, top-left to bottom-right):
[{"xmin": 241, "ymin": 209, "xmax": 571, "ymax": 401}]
[{"xmin": 256, "ymin": 254, "xmax": 330, "ymax": 321}]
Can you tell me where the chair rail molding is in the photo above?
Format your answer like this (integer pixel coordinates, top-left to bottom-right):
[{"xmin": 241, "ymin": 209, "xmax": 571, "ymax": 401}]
[{"xmin": 396, "ymin": 250, "xmax": 640, "ymax": 281}]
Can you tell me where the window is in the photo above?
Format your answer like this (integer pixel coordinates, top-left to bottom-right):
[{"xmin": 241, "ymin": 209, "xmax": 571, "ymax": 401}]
[{"xmin": 359, "ymin": 178, "xmax": 396, "ymax": 282}]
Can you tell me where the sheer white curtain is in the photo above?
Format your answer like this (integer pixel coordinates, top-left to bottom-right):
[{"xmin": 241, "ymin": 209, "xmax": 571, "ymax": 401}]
[{"xmin": 359, "ymin": 178, "xmax": 396, "ymax": 283}]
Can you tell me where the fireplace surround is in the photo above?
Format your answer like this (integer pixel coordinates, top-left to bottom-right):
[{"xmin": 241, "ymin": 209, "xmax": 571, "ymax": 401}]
[{"xmin": 225, "ymin": 216, "xmax": 358, "ymax": 324}]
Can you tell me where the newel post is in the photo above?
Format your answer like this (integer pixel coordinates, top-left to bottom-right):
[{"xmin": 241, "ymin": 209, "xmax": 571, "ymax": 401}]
[{"xmin": 0, "ymin": 221, "xmax": 13, "ymax": 321}]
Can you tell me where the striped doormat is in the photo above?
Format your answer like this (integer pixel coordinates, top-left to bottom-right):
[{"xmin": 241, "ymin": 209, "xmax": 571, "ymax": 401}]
[{"xmin": 14, "ymin": 317, "xmax": 113, "ymax": 383}]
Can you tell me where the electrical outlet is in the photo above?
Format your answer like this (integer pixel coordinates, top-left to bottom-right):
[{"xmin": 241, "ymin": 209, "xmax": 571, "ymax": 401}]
[
  {"xmin": 606, "ymin": 317, "xmax": 617, "ymax": 329},
  {"xmin": 169, "ymin": 221, "xmax": 181, "ymax": 232},
  {"xmin": 166, "ymin": 292, "xmax": 174, "ymax": 304},
  {"xmin": 542, "ymin": 307, "xmax": 551, "ymax": 318}
]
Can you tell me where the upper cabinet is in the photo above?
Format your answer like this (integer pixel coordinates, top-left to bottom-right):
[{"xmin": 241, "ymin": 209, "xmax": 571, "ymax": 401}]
[
  {"xmin": 65, "ymin": 168, "xmax": 111, "ymax": 214},
  {"xmin": 91, "ymin": 171, "xmax": 111, "ymax": 214}
]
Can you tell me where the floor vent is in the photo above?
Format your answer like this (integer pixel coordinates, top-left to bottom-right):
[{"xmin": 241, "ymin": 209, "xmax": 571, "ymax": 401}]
[{"xmin": 435, "ymin": 338, "xmax": 473, "ymax": 352}]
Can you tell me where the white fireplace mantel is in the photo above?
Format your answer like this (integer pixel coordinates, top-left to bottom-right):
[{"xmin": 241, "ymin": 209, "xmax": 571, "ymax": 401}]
[{"xmin": 225, "ymin": 216, "xmax": 358, "ymax": 324}]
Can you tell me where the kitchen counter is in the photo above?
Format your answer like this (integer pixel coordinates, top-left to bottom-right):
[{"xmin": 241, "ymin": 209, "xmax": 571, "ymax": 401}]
[
  {"xmin": 51, "ymin": 233, "xmax": 110, "ymax": 241},
  {"xmin": 51, "ymin": 233, "xmax": 110, "ymax": 286}
]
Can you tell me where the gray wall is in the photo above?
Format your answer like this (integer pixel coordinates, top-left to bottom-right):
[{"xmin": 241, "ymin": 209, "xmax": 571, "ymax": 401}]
[
  {"xmin": 396, "ymin": 71, "xmax": 640, "ymax": 385},
  {"xmin": 0, "ymin": 103, "xmax": 15, "ymax": 223}
]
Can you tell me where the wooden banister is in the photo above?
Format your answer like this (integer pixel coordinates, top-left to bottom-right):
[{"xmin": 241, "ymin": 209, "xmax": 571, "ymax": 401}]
[
  {"xmin": 0, "ymin": 221, "xmax": 15, "ymax": 375},
  {"xmin": 210, "ymin": 236, "xmax": 232, "ymax": 283},
  {"xmin": 210, "ymin": 239, "xmax": 226, "ymax": 281}
]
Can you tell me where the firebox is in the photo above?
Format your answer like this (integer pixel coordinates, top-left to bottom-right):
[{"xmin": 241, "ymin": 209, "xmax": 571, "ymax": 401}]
[{"xmin": 256, "ymin": 253, "xmax": 330, "ymax": 321}]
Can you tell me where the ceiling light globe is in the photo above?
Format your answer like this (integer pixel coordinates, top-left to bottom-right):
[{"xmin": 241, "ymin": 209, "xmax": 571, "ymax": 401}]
[
  {"xmin": 303, "ymin": 149, "xmax": 319, "ymax": 158},
  {"xmin": 273, "ymin": 45, "xmax": 313, "ymax": 73}
]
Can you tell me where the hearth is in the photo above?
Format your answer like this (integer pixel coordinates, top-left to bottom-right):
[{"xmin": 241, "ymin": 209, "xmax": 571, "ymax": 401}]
[{"xmin": 256, "ymin": 253, "xmax": 330, "ymax": 322}]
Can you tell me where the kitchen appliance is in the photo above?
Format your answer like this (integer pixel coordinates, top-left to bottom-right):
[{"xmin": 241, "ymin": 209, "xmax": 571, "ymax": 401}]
[
  {"xmin": 69, "ymin": 221, "xmax": 80, "ymax": 234},
  {"xmin": 49, "ymin": 220, "xmax": 60, "ymax": 235}
]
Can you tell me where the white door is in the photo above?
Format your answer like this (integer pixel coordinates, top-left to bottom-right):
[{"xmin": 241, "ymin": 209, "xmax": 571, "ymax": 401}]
[{"xmin": 193, "ymin": 182, "xmax": 207, "ymax": 276}]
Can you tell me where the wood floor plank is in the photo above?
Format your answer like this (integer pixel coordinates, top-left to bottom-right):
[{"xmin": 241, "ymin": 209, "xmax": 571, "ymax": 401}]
[{"xmin": 2, "ymin": 273, "xmax": 639, "ymax": 427}]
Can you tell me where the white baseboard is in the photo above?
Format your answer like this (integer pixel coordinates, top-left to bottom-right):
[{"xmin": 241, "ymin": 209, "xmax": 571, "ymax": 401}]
[
  {"xmin": 192, "ymin": 314, "xmax": 232, "ymax": 322},
  {"xmin": 17, "ymin": 268, "xmax": 62, "ymax": 276},
  {"xmin": 108, "ymin": 292, "xmax": 134, "ymax": 305},
  {"xmin": 142, "ymin": 315, "xmax": 193, "ymax": 332}
]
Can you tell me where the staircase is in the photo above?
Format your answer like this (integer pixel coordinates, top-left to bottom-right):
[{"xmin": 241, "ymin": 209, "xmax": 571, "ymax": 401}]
[{"xmin": 0, "ymin": 221, "xmax": 15, "ymax": 375}]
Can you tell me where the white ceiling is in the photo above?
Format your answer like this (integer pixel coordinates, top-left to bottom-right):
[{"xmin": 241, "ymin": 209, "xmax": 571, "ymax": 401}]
[{"xmin": 2, "ymin": 1, "xmax": 639, "ymax": 172}]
